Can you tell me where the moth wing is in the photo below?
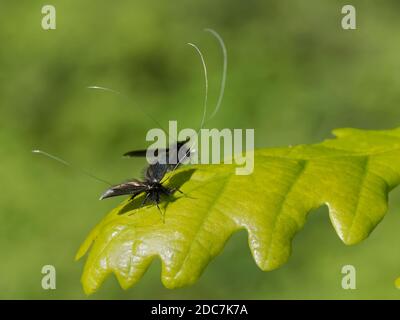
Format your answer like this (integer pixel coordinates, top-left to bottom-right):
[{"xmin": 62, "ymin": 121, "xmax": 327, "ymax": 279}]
[
  {"xmin": 123, "ymin": 148, "xmax": 167, "ymax": 158},
  {"xmin": 123, "ymin": 149, "xmax": 152, "ymax": 157},
  {"xmin": 100, "ymin": 179, "xmax": 148, "ymax": 200},
  {"xmin": 144, "ymin": 163, "xmax": 169, "ymax": 182},
  {"xmin": 123, "ymin": 138, "xmax": 190, "ymax": 158}
]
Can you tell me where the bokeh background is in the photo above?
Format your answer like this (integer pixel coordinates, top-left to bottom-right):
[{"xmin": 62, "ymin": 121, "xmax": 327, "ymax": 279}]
[{"xmin": 1, "ymin": 0, "xmax": 400, "ymax": 299}]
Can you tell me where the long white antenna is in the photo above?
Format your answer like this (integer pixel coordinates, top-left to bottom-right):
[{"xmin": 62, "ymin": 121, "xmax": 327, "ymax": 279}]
[
  {"xmin": 86, "ymin": 85, "xmax": 173, "ymax": 140},
  {"xmin": 87, "ymin": 85, "xmax": 121, "ymax": 94},
  {"xmin": 161, "ymin": 29, "xmax": 228, "ymax": 184},
  {"xmin": 188, "ymin": 42, "xmax": 209, "ymax": 130},
  {"xmin": 161, "ymin": 42, "xmax": 209, "ymax": 183},
  {"xmin": 32, "ymin": 150, "xmax": 112, "ymax": 186},
  {"xmin": 164, "ymin": 28, "xmax": 228, "ymax": 182},
  {"xmin": 204, "ymin": 28, "xmax": 227, "ymax": 121}
]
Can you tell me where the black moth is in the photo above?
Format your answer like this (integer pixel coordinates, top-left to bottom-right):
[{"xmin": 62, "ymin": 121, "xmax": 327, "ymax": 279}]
[
  {"xmin": 33, "ymin": 29, "xmax": 226, "ymax": 216},
  {"xmin": 99, "ymin": 138, "xmax": 191, "ymax": 212}
]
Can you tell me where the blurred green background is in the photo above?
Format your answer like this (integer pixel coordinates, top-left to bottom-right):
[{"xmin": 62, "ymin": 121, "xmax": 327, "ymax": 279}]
[{"xmin": 1, "ymin": 0, "xmax": 400, "ymax": 299}]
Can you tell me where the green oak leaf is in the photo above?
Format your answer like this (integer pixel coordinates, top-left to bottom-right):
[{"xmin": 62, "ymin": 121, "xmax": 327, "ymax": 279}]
[{"xmin": 76, "ymin": 127, "xmax": 400, "ymax": 294}]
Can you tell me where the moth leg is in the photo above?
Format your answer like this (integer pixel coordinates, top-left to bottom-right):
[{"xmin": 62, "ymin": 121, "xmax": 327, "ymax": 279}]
[
  {"xmin": 129, "ymin": 192, "xmax": 141, "ymax": 201},
  {"xmin": 141, "ymin": 193, "xmax": 150, "ymax": 206},
  {"xmin": 168, "ymin": 187, "xmax": 186, "ymax": 197},
  {"xmin": 151, "ymin": 193, "xmax": 165, "ymax": 223},
  {"xmin": 155, "ymin": 202, "xmax": 165, "ymax": 224}
]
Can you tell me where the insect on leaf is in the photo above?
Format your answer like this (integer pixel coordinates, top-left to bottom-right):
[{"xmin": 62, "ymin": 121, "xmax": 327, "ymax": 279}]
[{"xmin": 76, "ymin": 127, "xmax": 400, "ymax": 294}]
